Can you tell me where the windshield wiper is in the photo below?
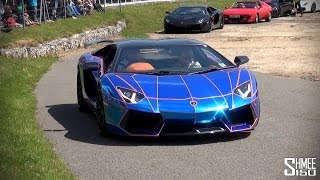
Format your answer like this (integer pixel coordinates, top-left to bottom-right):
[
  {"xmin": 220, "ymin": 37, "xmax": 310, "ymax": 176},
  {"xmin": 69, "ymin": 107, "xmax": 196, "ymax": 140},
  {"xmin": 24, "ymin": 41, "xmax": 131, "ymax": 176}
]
[
  {"xmin": 146, "ymin": 70, "xmax": 190, "ymax": 75},
  {"xmin": 145, "ymin": 71, "xmax": 171, "ymax": 75},
  {"xmin": 189, "ymin": 67, "xmax": 232, "ymax": 75}
]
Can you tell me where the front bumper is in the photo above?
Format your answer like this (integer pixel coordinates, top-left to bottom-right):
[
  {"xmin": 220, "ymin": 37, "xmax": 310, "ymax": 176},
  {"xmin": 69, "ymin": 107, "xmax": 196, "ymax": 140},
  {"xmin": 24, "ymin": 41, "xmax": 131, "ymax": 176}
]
[
  {"xmin": 106, "ymin": 100, "xmax": 260, "ymax": 137},
  {"xmin": 164, "ymin": 21, "xmax": 210, "ymax": 32},
  {"xmin": 224, "ymin": 15, "xmax": 255, "ymax": 23}
]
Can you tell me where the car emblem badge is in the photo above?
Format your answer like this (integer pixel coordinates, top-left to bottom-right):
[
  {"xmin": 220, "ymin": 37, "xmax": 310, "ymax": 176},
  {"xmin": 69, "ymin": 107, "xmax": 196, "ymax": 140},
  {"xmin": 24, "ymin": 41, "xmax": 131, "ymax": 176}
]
[{"xmin": 190, "ymin": 100, "xmax": 197, "ymax": 107}]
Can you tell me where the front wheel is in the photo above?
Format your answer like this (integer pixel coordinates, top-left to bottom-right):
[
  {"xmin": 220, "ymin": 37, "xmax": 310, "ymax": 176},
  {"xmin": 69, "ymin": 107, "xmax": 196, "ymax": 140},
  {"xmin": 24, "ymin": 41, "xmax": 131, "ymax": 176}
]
[
  {"xmin": 77, "ymin": 71, "xmax": 88, "ymax": 112},
  {"xmin": 203, "ymin": 22, "xmax": 211, "ymax": 33},
  {"xmin": 96, "ymin": 90, "xmax": 109, "ymax": 137},
  {"xmin": 164, "ymin": 28, "xmax": 172, "ymax": 34},
  {"xmin": 266, "ymin": 12, "xmax": 272, "ymax": 22},
  {"xmin": 255, "ymin": 14, "xmax": 259, "ymax": 23},
  {"xmin": 276, "ymin": 9, "xmax": 280, "ymax": 18},
  {"xmin": 219, "ymin": 17, "xmax": 224, "ymax": 29}
]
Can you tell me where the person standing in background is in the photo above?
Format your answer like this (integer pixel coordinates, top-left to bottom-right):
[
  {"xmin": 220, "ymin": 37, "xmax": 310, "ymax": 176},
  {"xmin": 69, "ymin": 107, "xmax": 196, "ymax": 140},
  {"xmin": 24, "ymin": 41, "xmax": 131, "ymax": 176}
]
[
  {"xmin": 28, "ymin": 0, "xmax": 38, "ymax": 22},
  {"xmin": 0, "ymin": 0, "xmax": 5, "ymax": 17},
  {"xmin": 293, "ymin": 0, "xmax": 303, "ymax": 17}
]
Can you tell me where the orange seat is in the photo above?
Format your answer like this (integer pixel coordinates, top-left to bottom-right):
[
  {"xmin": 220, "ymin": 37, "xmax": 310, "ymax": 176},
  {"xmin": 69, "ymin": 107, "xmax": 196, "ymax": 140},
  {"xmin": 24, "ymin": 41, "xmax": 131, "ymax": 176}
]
[{"xmin": 126, "ymin": 62, "xmax": 155, "ymax": 72}]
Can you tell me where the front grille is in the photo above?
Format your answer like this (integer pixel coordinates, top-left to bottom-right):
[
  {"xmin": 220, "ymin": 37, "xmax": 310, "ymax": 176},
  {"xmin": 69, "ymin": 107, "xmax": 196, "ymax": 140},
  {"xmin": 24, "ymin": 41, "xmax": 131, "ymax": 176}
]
[
  {"xmin": 160, "ymin": 121, "xmax": 225, "ymax": 135},
  {"xmin": 166, "ymin": 24, "xmax": 202, "ymax": 31},
  {"xmin": 120, "ymin": 110, "xmax": 163, "ymax": 134},
  {"xmin": 222, "ymin": 105, "xmax": 254, "ymax": 125}
]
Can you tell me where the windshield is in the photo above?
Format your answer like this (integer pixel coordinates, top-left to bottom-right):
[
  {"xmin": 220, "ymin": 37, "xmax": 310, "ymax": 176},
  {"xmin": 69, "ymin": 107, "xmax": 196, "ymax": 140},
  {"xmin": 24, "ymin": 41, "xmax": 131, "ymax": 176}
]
[
  {"xmin": 114, "ymin": 45, "xmax": 235, "ymax": 74},
  {"xmin": 231, "ymin": 2, "xmax": 258, "ymax": 8},
  {"xmin": 261, "ymin": 0, "xmax": 279, "ymax": 4},
  {"xmin": 171, "ymin": 7, "xmax": 206, "ymax": 15}
]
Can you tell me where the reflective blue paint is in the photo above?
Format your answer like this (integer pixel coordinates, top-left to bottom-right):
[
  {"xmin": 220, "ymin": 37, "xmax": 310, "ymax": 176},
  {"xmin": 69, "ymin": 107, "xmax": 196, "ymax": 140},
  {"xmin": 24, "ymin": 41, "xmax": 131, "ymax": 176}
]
[
  {"xmin": 158, "ymin": 76, "xmax": 191, "ymax": 99},
  {"xmin": 81, "ymin": 53, "xmax": 260, "ymax": 135},
  {"xmin": 182, "ymin": 74, "xmax": 224, "ymax": 98},
  {"xmin": 104, "ymin": 103, "xmax": 127, "ymax": 126},
  {"xmin": 194, "ymin": 97, "xmax": 228, "ymax": 112},
  {"xmin": 126, "ymin": 99, "xmax": 155, "ymax": 112},
  {"xmin": 158, "ymin": 99, "xmax": 195, "ymax": 113},
  {"xmin": 130, "ymin": 74, "xmax": 158, "ymax": 98},
  {"xmin": 232, "ymin": 95, "xmax": 251, "ymax": 109},
  {"xmin": 204, "ymin": 70, "xmax": 233, "ymax": 95},
  {"xmin": 100, "ymin": 69, "xmax": 259, "ymax": 134}
]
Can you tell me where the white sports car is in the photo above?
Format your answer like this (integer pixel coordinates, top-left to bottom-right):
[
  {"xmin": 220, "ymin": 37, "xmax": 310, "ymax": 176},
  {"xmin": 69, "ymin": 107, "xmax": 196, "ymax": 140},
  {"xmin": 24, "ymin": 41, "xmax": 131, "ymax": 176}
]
[{"xmin": 300, "ymin": 0, "xmax": 320, "ymax": 12}]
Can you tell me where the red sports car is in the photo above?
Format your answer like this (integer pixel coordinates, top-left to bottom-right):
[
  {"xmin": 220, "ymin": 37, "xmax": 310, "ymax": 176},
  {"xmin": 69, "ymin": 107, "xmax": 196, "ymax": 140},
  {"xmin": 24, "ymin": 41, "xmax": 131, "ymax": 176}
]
[{"xmin": 224, "ymin": 1, "xmax": 272, "ymax": 23}]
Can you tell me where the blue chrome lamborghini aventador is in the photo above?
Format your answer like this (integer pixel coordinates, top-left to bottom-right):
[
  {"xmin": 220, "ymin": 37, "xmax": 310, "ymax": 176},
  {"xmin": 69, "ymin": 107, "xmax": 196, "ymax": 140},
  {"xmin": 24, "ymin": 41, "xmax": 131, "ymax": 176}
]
[{"xmin": 77, "ymin": 38, "xmax": 260, "ymax": 137}]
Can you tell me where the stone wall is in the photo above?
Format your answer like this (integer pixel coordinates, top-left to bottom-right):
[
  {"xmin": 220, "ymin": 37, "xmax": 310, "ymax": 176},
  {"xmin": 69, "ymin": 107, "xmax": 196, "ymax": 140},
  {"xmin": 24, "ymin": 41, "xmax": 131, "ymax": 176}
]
[{"xmin": 0, "ymin": 21, "xmax": 126, "ymax": 59}]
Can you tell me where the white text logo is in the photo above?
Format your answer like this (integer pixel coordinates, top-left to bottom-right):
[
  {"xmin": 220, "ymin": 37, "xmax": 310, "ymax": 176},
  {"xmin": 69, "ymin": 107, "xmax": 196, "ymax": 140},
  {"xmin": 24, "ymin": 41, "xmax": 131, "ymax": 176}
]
[{"xmin": 284, "ymin": 158, "xmax": 316, "ymax": 176}]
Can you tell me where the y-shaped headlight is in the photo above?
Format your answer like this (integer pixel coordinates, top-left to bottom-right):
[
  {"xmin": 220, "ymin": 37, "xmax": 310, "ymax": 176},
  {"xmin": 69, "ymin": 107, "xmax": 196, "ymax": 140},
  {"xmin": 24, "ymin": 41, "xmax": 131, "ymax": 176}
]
[
  {"xmin": 234, "ymin": 81, "xmax": 251, "ymax": 98},
  {"xmin": 117, "ymin": 87, "xmax": 144, "ymax": 104}
]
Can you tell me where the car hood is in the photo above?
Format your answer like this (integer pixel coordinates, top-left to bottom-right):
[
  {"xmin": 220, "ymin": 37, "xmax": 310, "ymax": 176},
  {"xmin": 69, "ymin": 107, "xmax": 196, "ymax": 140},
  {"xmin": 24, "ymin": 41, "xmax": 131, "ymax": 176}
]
[
  {"xmin": 224, "ymin": 8, "xmax": 257, "ymax": 15},
  {"xmin": 102, "ymin": 68, "xmax": 257, "ymax": 114}
]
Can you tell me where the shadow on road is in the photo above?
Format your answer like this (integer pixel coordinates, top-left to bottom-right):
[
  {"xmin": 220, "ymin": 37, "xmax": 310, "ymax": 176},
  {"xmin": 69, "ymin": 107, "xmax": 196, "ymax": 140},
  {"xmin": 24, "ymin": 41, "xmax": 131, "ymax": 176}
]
[{"xmin": 46, "ymin": 104, "xmax": 251, "ymax": 146}]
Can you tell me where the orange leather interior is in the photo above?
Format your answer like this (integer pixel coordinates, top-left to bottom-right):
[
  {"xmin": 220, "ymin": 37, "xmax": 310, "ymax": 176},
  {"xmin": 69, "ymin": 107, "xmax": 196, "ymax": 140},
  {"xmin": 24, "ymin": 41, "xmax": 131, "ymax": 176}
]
[{"xmin": 126, "ymin": 62, "xmax": 155, "ymax": 72}]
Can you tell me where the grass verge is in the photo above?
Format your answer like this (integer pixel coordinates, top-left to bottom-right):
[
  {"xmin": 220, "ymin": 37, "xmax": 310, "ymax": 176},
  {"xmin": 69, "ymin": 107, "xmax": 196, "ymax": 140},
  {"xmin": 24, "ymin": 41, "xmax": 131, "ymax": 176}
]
[
  {"xmin": 0, "ymin": 56, "xmax": 74, "ymax": 179},
  {"xmin": 0, "ymin": 0, "xmax": 234, "ymax": 178}
]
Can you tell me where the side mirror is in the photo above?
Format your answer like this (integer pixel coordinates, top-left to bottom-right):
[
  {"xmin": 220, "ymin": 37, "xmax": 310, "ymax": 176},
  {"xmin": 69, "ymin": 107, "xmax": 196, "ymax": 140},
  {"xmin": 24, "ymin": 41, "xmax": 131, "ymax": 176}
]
[
  {"xmin": 165, "ymin": 11, "xmax": 171, "ymax": 14},
  {"xmin": 234, "ymin": 56, "xmax": 249, "ymax": 67}
]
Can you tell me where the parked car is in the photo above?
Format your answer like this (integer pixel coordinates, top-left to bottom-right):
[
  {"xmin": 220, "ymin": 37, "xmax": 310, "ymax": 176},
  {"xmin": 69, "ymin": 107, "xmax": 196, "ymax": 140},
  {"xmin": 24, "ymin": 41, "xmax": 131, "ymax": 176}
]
[
  {"xmin": 261, "ymin": 0, "xmax": 294, "ymax": 17},
  {"xmin": 300, "ymin": 0, "xmax": 320, "ymax": 12},
  {"xmin": 224, "ymin": 1, "xmax": 272, "ymax": 23},
  {"xmin": 163, "ymin": 6, "xmax": 224, "ymax": 33},
  {"xmin": 77, "ymin": 38, "xmax": 260, "ymax": 137}
]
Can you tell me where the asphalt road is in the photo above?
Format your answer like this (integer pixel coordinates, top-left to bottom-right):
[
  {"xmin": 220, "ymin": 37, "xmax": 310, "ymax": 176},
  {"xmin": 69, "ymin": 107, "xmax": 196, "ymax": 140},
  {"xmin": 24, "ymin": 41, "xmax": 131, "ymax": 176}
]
[{"xmin": 36, "ymin": 49, "xmax": 320, "ymax": 179}]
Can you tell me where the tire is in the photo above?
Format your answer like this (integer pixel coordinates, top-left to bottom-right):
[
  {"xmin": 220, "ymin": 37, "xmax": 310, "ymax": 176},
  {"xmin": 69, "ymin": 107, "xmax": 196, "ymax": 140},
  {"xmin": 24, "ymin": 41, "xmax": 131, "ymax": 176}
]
[
  {"xmin": 311, "ymin": 3, "xmax": 316, "ymax": 13},
  {"xmin": 255, "ymin": 14, "xmax": 259, "ymax": 23},
  {"xmin": 266, "ymin": 12, "xmax": 272, "ymax": 22},
  {"xmin": 77, "ymin": 71, "xmax": 88, "ymax": 112},
  {"xmin": 164, "ymin": 28, "xmax": 171, "ymax": 34},
  {"xmin": 203, "ymin": 22, "xmax": 211, "ymax": 33},
  {"xmin": 96, "ymin": 89, "xmax": 109, "ymax": 137},
  {"xmin": 276, "ymin": 9, "xmax": 280, "ymax": 18},
  {"xmin": 219, "ymin": 17, "xmax": 224, "ymax": 29}
]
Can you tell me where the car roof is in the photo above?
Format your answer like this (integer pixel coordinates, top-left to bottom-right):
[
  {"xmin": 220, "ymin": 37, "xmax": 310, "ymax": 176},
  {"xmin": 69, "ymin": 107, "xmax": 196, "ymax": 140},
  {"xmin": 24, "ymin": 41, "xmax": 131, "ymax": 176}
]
[
  {"xmin": 178, "ymin": 5, "xmax": 209, "ymax": 8},
  {"xmin": 112, "ymin": 38, "xmax": 206, "ymax": 48},
  {"xmin": 235, "ymin": 1, "xmax": 258, "ymax": 3}
]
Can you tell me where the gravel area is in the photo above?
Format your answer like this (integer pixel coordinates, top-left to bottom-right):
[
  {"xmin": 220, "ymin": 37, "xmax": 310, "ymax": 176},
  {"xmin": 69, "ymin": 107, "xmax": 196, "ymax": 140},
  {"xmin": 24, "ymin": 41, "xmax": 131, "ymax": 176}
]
[{"xmin": 149, "ymin": 13, "xmax": 320, "ymax": 81}]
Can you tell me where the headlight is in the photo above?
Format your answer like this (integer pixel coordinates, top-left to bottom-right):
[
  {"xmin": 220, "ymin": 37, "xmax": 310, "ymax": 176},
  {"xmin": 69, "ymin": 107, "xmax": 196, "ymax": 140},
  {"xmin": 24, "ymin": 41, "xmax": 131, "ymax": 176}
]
[
  {"xmin": 117, "ymin": 87, "xmax": 144, "ymax": 104},
  {"xmin": 165, "ymin": 18, "xmax": 170, "ymax": 23},
  {"xmin": 234, "ymin": 81, "xmax": 251, "ymax": 98},
  {"xmin": 198, "ymin": 18, "xmax": 204, "ymax": 23}
]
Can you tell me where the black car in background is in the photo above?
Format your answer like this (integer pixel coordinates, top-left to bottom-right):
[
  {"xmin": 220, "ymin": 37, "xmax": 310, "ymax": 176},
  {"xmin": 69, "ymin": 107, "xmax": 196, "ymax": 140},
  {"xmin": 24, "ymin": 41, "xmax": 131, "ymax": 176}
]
[
  {"xmin": 261, "ymin": 0, "xmax": 294, "ymax": 17},
  {"xmin": 164, "ymin": 6, "xmax": 224, "ymax": 33}
]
